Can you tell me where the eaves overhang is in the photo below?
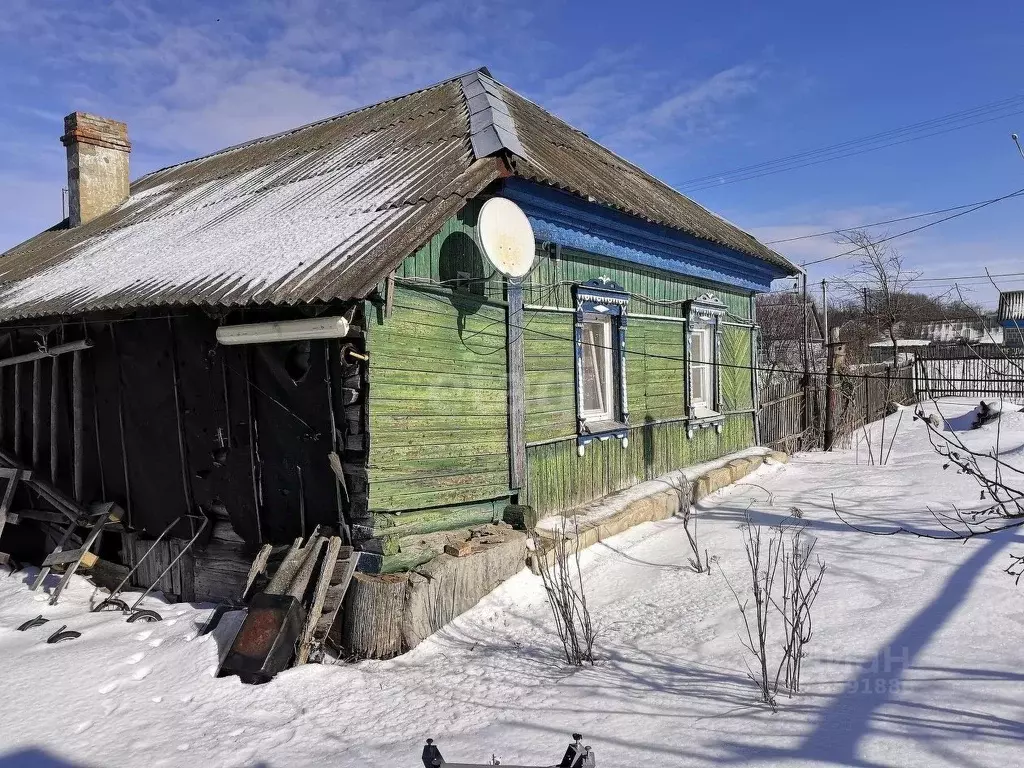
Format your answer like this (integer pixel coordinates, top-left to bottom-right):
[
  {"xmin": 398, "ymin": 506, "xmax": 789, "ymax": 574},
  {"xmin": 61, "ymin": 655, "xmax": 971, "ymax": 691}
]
[{"xmin": 499, "ymin": 178, "xmax": 788, "ymax": 293}]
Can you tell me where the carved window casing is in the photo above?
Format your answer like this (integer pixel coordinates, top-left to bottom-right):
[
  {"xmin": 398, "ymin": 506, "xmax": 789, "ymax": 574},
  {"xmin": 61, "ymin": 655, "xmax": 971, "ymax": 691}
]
[
  {"xmin": 684, "ymin": 293, "xmax": 727, "ymax": 438},
  {"xmin": 573, "ymin": 278, "xmax": 629, "ymax": 455}
]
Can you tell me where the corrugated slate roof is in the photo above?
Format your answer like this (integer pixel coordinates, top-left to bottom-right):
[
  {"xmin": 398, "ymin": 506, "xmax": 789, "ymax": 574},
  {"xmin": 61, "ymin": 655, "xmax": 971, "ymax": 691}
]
[
  {"xmin": 999, "ymin": 290, "xmax": 1024, "ymax": 323},
  {"xmin": 0, "ymin": 69, "xmax": 796, "ymax": 321}
]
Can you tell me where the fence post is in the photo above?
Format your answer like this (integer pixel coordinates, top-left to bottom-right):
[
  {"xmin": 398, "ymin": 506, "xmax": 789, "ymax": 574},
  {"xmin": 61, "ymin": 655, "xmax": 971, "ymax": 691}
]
[
  {"xmin": 823, "ymin": 328, "xmax": 842, "ymax": 451},
  {"xmin": 885, "ymin": 365, "xmax": 892, "ymax": 412}
]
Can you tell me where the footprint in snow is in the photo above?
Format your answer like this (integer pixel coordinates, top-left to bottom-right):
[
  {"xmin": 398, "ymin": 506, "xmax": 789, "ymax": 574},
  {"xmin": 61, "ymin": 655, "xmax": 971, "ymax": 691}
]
[
  {"xmin": 135, "ymin": 630, "xmax": 153, "ymax": 641},
  {"xmin": 132, "ymin": 666, "xmax": 152, "ymax": 681},
  {"xmin": 98, "ymin": 681, "xmax": 118, "ymax": 695},
  {"xmin": 126, "ymin": 651, "xmax": 145, "ymax": 665},
  {"xmin": 149, "ymin": 638, "xmax": 164, "ymax": 648}
]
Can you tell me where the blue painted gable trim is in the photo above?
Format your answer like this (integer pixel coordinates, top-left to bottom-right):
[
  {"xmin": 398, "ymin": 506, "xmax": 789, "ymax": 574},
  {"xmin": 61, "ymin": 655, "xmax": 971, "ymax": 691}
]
[{"xmin": 499, "ymin": 179, "xmax": 791, "ymax": 293}]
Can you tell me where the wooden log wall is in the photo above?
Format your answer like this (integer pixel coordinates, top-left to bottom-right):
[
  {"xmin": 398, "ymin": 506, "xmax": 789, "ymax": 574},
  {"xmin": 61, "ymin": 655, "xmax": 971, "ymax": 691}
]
[{"xmin": 0, "ymin": 306, "xmax": 363, "ymax": 600}]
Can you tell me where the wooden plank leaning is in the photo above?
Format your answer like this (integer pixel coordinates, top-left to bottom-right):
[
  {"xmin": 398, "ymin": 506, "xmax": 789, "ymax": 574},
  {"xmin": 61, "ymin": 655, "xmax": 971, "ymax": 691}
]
[
  {"xmin": 296, "ymin": 536, "xmax": 342, "ymax": 665},
  {"xmin": 0, "ymin": 470, "xmax": 22, "ymax": 566},
  {"xmin": 47, "ymin": 503, "xmax": 124, "ymax": 605}
]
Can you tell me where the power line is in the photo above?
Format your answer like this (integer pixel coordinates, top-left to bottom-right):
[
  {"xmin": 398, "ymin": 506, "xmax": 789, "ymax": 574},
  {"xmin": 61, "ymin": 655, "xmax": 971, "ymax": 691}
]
[
  {"xmin": 830, "ymin": 271, "xmax": 1024, "ymax": 285},
  {"xmin": 405, "ymin": 277, "xmax": 931, "ymax": 384},
  {"xmin": 764, "ymin": 192, "xmax": 1024, "ymax": 244},
  {"xmin": 676, "ymin": 94, "xmax": 1024, "ymax": 191},
  {"xmin": 803, "ymin": 185, "xmax": 1024, "ymax": 267}
]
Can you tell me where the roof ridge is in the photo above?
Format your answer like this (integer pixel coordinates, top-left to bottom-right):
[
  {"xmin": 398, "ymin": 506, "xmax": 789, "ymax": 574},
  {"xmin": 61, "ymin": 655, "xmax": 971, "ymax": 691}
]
[
  {"xmin": 136, "ymin": 67, "xmax": 494, "ymax": 185},
  {"xmin": 458, "ymin": 69, "xmax": 527, "ymax": 160}
]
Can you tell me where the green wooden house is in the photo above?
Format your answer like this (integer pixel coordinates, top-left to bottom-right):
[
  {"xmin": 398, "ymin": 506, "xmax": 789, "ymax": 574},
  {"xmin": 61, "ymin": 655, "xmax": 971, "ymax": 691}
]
[{"xmin": 0, "ymin": 68, "xmax": 797, "ymax": 596}]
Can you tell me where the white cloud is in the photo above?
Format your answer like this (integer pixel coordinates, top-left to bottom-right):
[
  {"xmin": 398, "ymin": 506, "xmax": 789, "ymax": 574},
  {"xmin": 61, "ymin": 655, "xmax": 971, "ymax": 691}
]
[{"xmin": 535, "ymin": 55, "xmax": 767, "ymax": 159}]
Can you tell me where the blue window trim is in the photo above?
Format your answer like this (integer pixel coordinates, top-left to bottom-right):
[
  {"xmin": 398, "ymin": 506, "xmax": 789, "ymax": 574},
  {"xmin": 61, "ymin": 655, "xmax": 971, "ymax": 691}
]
[
  {"xmin": 500, "ymin": 179, "xmax": 790, "ymax": 293},
  {"xmin": 573, "ymin": 278, "xmax": 629, "ymax": 454}
]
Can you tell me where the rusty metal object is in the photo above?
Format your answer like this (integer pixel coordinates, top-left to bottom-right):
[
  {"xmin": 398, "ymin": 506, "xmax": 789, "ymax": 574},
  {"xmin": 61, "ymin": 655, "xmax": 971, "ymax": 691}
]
[{"xmin": 219, "ymin": 593, "xmax": 305, "ymax": 685}]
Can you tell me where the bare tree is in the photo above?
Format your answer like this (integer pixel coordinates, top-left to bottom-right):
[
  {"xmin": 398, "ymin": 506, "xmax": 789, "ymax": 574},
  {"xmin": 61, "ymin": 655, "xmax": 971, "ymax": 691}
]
[
  {"xmin": 756, "ymin": 291, "xmax": 824, "ymax": 389},
  {"xmin": 836, "ymin": 230, "xmax": 921, "ymax": 368}
]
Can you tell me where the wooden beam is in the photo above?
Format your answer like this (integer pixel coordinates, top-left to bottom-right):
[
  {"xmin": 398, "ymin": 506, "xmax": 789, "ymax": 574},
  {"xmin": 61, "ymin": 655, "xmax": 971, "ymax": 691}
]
[
  {"xmin": 241, "ymin": 543, "xmax": 273, "ymax": 601},
  {"xmin": 0, "ymin": 471, "xmax": 20, "ymax": 549},
  {"xmin": 49, "ymin": 355, "xmax": 59, "ymax": 483},
  {"xmin": 0, "ymin": 339, "xmax": 92, "ymax": 369},
  {"xmin": 167, "ymin": 320, "xmax": 191, "ymax": 515},
  {"xmin": 244, "ymin": 348, "xmax": 263, "ymax": 543},
  {"xmin": 0, "ymin": 365, "xmax": 5, "ymax": 445},
  {"xmin": 506, "ymin": 281, "xmax": 526, "ymax": 490},
  {"xmin": 31, "ymin": 358, "xmax": 41, "ymax": 468},
  {"xmin": 0, "ymin": 467, "xmax": 32, "ymax": 480},
  {"xmin": 72, "ymin": 350, "xmax": 84, "ymax": 502},
  {"xmin": 13, "ymin": 363, "xmax": 22, "ymax": 459},
  {"xmin": 48, "ymin": 503, "xmax": 123, "ymax": 604},
  {"xmin": 112, "ymin": 328, "xmax": 132, "ymax": 527},
  {"xmin": 384, "ymin": 270, "xmax": 396, "ymax": 318},
  {"xmin": 296, "ymin": 536, "xmax": 342, "ymax": 664}
]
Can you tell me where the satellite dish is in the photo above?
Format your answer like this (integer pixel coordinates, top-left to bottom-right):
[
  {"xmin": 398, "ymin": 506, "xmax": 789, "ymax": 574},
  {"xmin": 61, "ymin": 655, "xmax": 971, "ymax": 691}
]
[{"xmin": 478, "ymin": 197, "xmax": 536, "ymax": 279}]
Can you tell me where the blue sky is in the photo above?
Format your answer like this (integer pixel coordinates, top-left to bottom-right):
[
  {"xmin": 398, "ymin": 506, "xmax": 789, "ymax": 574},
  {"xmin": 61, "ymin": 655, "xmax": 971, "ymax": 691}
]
[{"xmin": 1, "ymin": 0, "xmax": 1022, "ymax": 307}]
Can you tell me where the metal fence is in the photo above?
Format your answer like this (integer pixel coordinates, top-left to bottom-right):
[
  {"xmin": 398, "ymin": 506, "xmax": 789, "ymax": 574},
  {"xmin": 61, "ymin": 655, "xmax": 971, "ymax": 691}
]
[
  {"xmin": 758, "ymin": 362, "xmax": 916, "ymax": 453},
  {"xmin": 915, "ymin": 345, "xmax": 1024, "ymax": 400}
]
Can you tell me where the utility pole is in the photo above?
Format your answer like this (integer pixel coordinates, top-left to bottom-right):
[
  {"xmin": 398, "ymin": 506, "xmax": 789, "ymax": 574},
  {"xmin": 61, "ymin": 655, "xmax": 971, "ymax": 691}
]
[
  {"xmin": 823, "ymin": 327, "xmax": 843, "ymax": 451},
  {"xmin": 821, "ymin": 279, "xmax": 829, "ymax": 350},
  {"xmin": 801, "ymin": 270, "xmax": 811, "ymax": 448}
]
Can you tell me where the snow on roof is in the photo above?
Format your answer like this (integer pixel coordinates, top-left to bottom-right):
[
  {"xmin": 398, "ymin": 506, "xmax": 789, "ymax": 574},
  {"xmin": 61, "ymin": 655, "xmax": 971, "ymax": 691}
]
[
  {"xmin": 868, "ymin": 339, "xmax": 933, "ymax": 347},
  {"xmin": 0, "ymin": 69, "xmax": 796, "ymax": 321}
]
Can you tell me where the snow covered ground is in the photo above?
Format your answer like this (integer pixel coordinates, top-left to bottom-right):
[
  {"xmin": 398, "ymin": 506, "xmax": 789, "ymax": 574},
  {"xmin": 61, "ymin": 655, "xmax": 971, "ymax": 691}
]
[{"xmin": 0, "ymin": 398, "xmax": 1021, "ymax": 767}]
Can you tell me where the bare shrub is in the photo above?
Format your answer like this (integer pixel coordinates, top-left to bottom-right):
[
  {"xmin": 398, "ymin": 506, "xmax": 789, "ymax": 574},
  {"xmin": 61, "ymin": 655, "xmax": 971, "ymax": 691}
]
[
  {"xmin": 722, "ymin": 514, "xmax": 827, "ymax": 709},
  {"xmin": 722, "ymin": 516, "xmax": 783, "ymax": 710},
  {"xmin": 530, "ymin": 518, "xmax": 596, "ymax": 666},
  {"xmin": 773, "ymin": 526, "xmax": 826, "ymax": 694},
  {"xmin": 672, "ymin": 477, "xmax": 711, "ymax": 574}
]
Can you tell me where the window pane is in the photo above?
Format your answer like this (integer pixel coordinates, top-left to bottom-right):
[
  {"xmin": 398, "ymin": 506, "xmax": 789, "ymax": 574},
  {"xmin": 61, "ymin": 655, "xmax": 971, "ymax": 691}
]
[
  {"xmin": 689, "ymin": 327, "xmax": 712, "ymax": 406},
  {"xmin": 581, "ymin": 320, "xmax": 607, "ymax": 414},
  {"xmin": 692, "ymin": 363, "xmax": 706, "ymax": 402},
  {"xmin": 689, "ymin": 330, "xmax": 708, "ymax": 363}
]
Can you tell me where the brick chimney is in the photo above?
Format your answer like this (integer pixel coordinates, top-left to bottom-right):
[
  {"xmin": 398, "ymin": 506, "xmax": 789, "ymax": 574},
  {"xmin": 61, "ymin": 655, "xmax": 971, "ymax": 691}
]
[{"xmin": 61, "ymin": 112, "xmax": 131, "ymax": 227}]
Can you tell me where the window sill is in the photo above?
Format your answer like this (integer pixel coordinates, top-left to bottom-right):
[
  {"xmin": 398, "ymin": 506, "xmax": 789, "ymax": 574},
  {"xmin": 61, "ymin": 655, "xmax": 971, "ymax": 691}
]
[
  {"xmin": 687, "ymin": 408, "xmax": 725, "ymax": 438},
  {"xmin": 577, "ymin": 418, "xmax": 629, "ymax": 452}
]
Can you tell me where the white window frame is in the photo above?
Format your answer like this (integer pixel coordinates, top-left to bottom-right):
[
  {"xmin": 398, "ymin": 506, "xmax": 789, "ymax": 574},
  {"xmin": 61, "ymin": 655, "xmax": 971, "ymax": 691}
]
[
  {"xmin": 688, "ymin": 325, "xmax": 713, "ymax": 410},
  {"xmin": 579, "ymin": 313, "xmax": 617, "ymax": 422}
]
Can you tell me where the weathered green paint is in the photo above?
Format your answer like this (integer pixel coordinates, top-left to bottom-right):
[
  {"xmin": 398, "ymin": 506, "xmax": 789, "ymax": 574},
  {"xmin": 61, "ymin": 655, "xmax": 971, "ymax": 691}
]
[
  {"xmin": 523, "ymin": 310, "xmax": 576, "ymax": 443},
  {"xmin": 366, "ymin": 204, "xmax": 760, "ymax": 562},
  {"xmin": 367, "ymin": 284, "xmax": 511, "ymax": 512},
  {"xmin": 370, "ymin": 499, "xmax": 502, "ymax": 539},
  {"xmin": 522, "ymin": 413, "xmax": 755, "ymax": 514},
  {"xmin": 721, "ymin": 324, "xmax": 755, "ymax": 411}
]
